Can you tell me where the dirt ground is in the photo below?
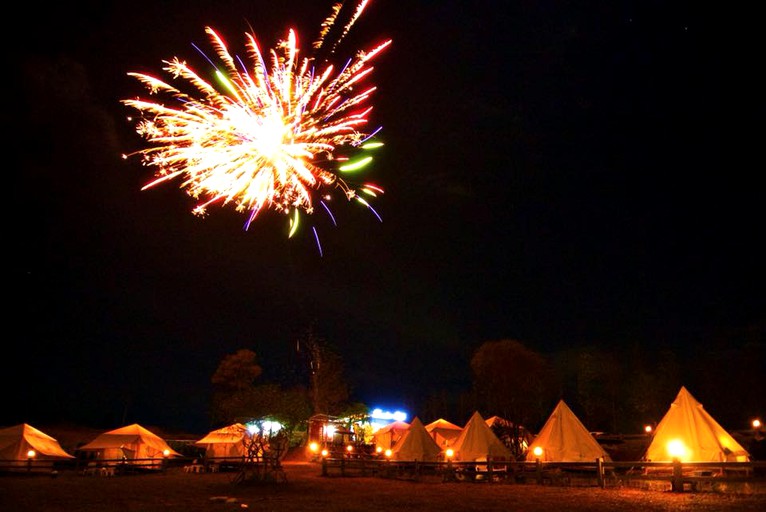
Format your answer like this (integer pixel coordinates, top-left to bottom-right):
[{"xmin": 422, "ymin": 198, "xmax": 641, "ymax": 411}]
[{"xmin": 2, "ymin": 462, "xmax": 765, "ymax": 512}]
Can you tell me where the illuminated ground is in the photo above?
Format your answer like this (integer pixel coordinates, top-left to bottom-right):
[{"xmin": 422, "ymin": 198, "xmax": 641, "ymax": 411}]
[{"xmin": 2, "ymin": 462, "xmax": 765, "ymax": 511}]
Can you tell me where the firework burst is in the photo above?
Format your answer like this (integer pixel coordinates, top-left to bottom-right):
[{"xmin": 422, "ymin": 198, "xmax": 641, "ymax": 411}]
[{"xmin": 122, "ymin": 1, "xmax": 390, "ymax": 250}]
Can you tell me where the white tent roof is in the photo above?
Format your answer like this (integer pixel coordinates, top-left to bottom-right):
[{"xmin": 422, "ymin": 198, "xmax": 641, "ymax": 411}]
[
  {"xmin": 425, "ymin": 418, "xmax": 463, "ymax": 448},
  {"xmin": 525, "ymin": 400, "xmax": 611, "ymax": 462},
  {"xmin": 425, "ymin": 418, "xmax": 462, "ymax": 431},
  {"xmin": 0, "ymin": 423, "xmax": 74, "ymax": 460},
  {"xmin": 195, "ymin": 423, "xmax": 249, "ymax": 446},
  {"xmin": 372, "ymin": 421, "xmax": 410, "ymax": 450},
  {"xmin": 195, "ymin": 423, "xmax": 250, "ymax": 460},
  {"xmin": 451, "ymin": 411, "xmax": 512, "ymax": 461},
  {"xmin": 391, "ymin": 417, "xmax": 442, "ymax": 462},
  {"xmin": 644, "ymin": 386, "xmax": 750, "ymax": 462},
  {"xmin": 79, "ymin": 423, "xmax": 181, "ymax": 459}
]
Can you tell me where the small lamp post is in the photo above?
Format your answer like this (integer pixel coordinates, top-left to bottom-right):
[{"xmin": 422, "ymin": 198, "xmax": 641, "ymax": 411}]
[
  {"xmin": 443, "ymin": 448, "xmax": 455, "ymax": 482},
  {"xmin": 532, "ymin": 447, "xmax": 543, "ymax": 484},
  {"xmin": 754, "ymin": 418, "xmax": 763, "ymax": 441},
  {"xmin": 27, "ymin": 449, "xmax": 36, "ymax": 472}
]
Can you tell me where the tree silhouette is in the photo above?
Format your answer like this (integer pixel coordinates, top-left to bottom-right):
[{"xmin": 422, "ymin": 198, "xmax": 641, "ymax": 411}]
[
  {"xmin": 470, "ymin": 339, "xmax": 557, "ymax": 434},
  {"xmin": 298, "ymin": 326, "xmax": 350, "ymax": 415}
]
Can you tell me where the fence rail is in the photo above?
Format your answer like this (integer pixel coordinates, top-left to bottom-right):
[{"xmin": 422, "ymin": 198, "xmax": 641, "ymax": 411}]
[
  {"xmin": 0, "ymin": 456, "xmax": 184, "ymax": 475},
  {"xmin": 320, "ymin": 457, "xmax": 766, "ymax": 492},
  {"xmin": 0, "ymin": 454, "xmax": 284, "ymax": 477},
  {"xmin": 3, "ymin": 456, "xmax": 765, "ymax": 493}
]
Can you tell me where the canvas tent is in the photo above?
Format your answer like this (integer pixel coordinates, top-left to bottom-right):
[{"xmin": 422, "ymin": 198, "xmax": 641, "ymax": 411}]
[
  {"xmin": 451, "ymin": 411, "xmax": 512, "ymax": 462},
  {"xmin": 372, "ymin": 421, "xmax": 410, "ymax": 450},
  {"xmin": 425, "ymin": 418, "xmax": 463, "ymax": 448},
  {"xmin": 525, "ymin": 400, "xmax": 611, "ymax": 462},
  {"xmin": 195, "ymin": 423, "xmax": 250, "ymax": 461},
  {"xmin": 78, "ymin": 423, "xmax": 181, "ymax": 466},
  {"xmin": 485, "ymin": 415, "xmax": 533, "ymax": 458},
  {"xmin": 0, "ymin": 423, "xmax": 74, "ymax": 468},
  {"xmin": 391, "ymin": 417, "xmax": 442, "ymax": 462},
  {"xmin": 644, "ymin": 386, "xmax": 750, "ymax": 463}
]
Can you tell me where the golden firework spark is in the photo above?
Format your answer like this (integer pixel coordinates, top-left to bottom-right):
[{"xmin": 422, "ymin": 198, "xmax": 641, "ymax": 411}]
[{"xmin": 122, "ymin": 1, "xmax": 390, "ymax": 247}]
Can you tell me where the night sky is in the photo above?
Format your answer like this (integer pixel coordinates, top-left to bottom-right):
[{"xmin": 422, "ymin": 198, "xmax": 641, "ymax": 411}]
[{"xmin": 9, "ymin": 1, "xmax": 763, "ymax": 434}]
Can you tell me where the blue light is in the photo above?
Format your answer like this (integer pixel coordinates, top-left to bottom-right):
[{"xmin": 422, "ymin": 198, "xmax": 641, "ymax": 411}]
[{"xmin": 370, "ymin": 408, "xmax": 408, "ymax": 422}]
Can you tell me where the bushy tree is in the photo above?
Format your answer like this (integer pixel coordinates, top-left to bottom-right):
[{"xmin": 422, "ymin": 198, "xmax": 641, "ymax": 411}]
[
  {"xmin": 470, "ymin": 339, "xmax": 557, "ymax": 434},
  {"xmin": 211, "ymin": 348, "xmax": 262, "ymax": 393},
  {"xmin": 210, "ymin": 349, "xmax": 263, "ymax": 423},
  {"xmin": 210, "ymin": 349, "xmax": 310, "ymax": 434}
]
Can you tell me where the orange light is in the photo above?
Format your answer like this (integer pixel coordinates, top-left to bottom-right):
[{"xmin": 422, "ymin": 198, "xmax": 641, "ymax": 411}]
[
  {"xmin": 346, "ymin": 444, "xmax": 353, "ymax": 453},
  {"xmin": 321, "ymin": 449, "xmax": 329, "ymax": 458},
  {"xmin": 445, "ymin": 448, "xmax": 454, "ymax": 460},
  {"xmin": 376, "ymin": 446, "xmax": 383, "ymax": 454},
  {"xmin": 533, "ymin": 446, "xmax": 543, "ymax": 458},
  {"xmin": 163, "ymin": 449, "xmax": 170, "ymax": 457},
  {"xmin": 384, "ymin": 449, "xmax": 392, "ymax": 458},
  {"xmin": 27, "ymin": 450, "xmax": 36, "ymax": 458},
  {"xmin": 667, "ymin": 439, "xmax": 689, "ymax": 461},
  {"xmin": 753, "ymin": 419, "xmax": 762, "ymax": 429},
  {"xmin": 644, "ymin": 425, "xmax": 653, "ymax": 433},
  {"xmin": 309, "ymin": 442, "xmax": 319, "ymax": 453}
]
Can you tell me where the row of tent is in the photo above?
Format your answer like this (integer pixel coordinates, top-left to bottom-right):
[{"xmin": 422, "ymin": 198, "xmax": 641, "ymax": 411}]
[
  {"xmin": 0, "ymin": 422, "xmax": 260, "ymax": 467},
  {"xmin": 374, "ymin": 408, "xmax": 592, "ymax": 463},
  {"xmin": 370, "ymin": 386, "xmax": 751, "ymax": 463},
  {"xmin": 1, "ymin": 386, "xmax": 751, "ymax": 467},
  {"xmin": 0, "ymin": 421, "xmax": 286, "ymax": 468},
  {"xmin": 370, "ymin": 415, "xmax": 527, "ymax": 450},
  {"xmin": 0, "ymin": 423, "xmax": 183, "ymax": 468}
]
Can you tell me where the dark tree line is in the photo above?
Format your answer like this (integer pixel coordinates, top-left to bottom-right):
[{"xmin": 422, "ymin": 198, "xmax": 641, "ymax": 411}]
[
  {"xmin": 433, "ymin": 336, "xmax": 763, "ymax": 435},
  {"xmin": 209, "ymin": 326, "xmax": 763, "ymax": 439}
]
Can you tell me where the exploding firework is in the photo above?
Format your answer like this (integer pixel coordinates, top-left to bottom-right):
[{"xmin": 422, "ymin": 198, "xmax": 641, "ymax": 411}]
[{"xmin": 122, "ymin": 1, "xmax": 390, "ymax": 251}]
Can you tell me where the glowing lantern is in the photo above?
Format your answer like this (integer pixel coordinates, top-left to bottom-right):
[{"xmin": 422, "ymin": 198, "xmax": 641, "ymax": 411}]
[
  {"xmin": 321, "ymin": 449, "xmax": 329, "ymax": 458},
  {"xmin": 667, "ymin": 439, "xmax": 688, "ymax": 461},
  {"xmin": 309, "ymin": 442, "xmax": 319, "ymax": 453},
  {"xmin": 384, "ymin": 449, "xmax": 392, "ymax": 458},
  {"xmin": 644, "ymin": 425, "xmax": 653, "ymax": 433},
  {"xmin": 445, "ymin": 448, "xmax": 454, "ymax": 460},
  {"xmin": 753, "ymin": 419, "xmax": 762, "ymax": 429},
  {"xmin": 532, "ymin": 446, "xmax": 543, "ymax": 458},
  {"xmin": 376, "ymin": 446, "xmax": 383, "ymax": 454},
  {"xmin": 163, "ymin": 449, "xmax": 170, "ymax": 457},
  {"xmin": 27, "ymin": 450, "xmax": 36, "ymax": 458}
]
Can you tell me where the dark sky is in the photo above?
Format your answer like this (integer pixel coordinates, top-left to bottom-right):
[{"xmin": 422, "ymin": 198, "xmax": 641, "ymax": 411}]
[{"xmin": 9, "ymin": 1, "xmax": 763, "ymax": 433}]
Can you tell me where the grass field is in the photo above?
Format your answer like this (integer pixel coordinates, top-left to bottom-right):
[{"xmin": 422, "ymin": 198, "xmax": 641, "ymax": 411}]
[{"xmin": 2, "ymin": 461, "xmax": 766, "ymax": 512}]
